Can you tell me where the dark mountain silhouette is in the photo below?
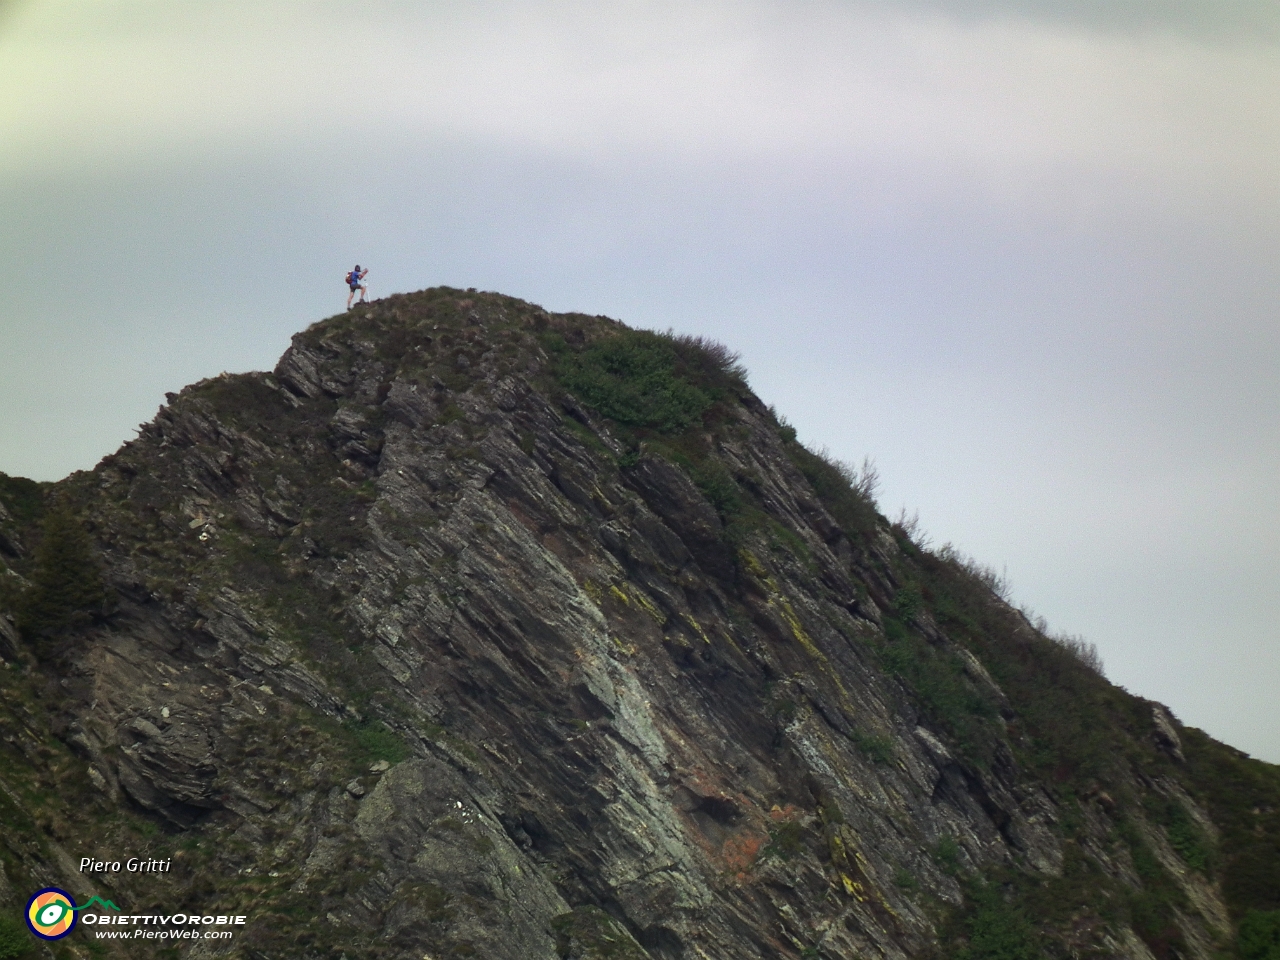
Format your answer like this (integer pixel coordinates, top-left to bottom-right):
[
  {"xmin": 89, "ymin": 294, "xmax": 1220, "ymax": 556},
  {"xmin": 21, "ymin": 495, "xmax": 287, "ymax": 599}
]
[{"xmin": 0, "ymin": 287, "xmax": 1277, "ymax": 960}]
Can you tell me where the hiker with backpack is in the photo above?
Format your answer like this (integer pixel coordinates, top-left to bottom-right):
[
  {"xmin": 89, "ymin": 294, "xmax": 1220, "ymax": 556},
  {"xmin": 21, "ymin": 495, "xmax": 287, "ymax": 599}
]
[{"xmin": 346, "ymin": 265, "xmax": 369, "ymax": 308}]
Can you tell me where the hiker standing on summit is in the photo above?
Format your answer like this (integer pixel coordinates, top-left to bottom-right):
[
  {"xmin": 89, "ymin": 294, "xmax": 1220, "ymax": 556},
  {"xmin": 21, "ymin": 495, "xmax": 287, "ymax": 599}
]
[{"xmin": 346, "ymin": 265, "xmax": 368, "ymax": 308}]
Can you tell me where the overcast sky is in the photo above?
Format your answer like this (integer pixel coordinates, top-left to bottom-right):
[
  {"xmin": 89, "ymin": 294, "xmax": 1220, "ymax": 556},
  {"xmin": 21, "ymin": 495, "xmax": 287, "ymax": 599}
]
[{"xmin": 1, "ymin": 0, "xmax": 1277, "ymax": 762}]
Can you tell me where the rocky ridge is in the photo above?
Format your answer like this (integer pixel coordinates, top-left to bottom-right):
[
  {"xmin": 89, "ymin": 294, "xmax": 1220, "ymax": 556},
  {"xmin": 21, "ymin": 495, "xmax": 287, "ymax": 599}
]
[{"xmin": 0, "ymin": 287, "xmax": 1277, "ymax": 960}]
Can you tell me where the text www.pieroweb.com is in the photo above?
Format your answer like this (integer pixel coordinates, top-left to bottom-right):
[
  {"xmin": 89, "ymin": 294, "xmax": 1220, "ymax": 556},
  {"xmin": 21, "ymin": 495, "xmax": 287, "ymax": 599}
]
[
  {"xmin": 95, "ymin": 928, "xmax": 234, "ymax": 940},
  {"xmin": 85, "ymin": 913, "xmax": 244, "ymax": 941}
]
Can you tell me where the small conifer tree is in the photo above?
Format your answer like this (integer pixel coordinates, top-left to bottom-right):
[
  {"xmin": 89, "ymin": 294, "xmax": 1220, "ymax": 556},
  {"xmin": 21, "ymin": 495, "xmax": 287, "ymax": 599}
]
[
  {"xmin": 0, "ymin": 914, "xmax": 31, "ymax": 959},
  {"xmin": 17, "ymin": 506, "xmax": 108, "ymax": 652}
]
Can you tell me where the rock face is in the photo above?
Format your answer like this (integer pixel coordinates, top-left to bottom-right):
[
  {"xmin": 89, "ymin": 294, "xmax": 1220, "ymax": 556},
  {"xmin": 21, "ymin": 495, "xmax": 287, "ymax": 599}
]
[{"xmin": 0, "ymin": 288, "xmax": 1277, "ymax": 960}]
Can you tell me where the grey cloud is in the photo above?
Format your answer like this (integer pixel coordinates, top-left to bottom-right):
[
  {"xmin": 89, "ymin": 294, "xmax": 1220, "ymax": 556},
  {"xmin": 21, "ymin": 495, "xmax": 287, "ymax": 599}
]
[
  {"xmin": 854, "ymin": 0, "xmax": 1280, "ymax": 39},
  {"xmin": 0, "ymin": 0, "xmax": 29, "ymax": 30}
]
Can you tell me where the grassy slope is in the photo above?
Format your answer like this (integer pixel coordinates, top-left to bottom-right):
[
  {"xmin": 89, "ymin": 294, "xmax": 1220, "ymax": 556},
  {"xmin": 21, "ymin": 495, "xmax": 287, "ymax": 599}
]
[{"xmin": 531, "ymin": 307, "xmax": 1280, "ymax": 960}]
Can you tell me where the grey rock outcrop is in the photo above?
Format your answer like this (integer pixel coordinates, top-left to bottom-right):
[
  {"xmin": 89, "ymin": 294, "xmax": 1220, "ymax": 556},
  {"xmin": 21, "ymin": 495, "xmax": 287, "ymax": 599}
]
[{"xmin": 0, "ymin": 289, "xmax": 1253, "ymax": 960}]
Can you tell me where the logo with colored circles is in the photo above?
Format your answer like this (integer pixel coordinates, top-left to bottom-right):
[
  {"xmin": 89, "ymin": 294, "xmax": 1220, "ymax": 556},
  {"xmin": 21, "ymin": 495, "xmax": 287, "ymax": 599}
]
[{"xmin": 25, "ymin": 888, "xmax": 77, "ymax": 940}]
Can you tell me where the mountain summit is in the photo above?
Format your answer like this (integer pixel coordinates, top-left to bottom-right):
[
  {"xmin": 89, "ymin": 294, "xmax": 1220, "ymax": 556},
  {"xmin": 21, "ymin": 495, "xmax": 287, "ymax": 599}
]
[{"xmin": 0, "ymin": 288, "xmax": 1276, "ymax": 960}]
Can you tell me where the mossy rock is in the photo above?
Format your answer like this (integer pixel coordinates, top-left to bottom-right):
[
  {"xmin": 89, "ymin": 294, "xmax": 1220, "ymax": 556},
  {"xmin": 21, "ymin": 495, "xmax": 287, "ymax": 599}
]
[{"xmin": 551, "ymin": 906, "xmax": 650, "ymax": 960}]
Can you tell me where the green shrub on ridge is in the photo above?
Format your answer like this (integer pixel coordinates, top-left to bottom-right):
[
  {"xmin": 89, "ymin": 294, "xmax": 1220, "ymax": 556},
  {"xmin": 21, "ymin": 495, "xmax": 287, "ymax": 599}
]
[
  {"xmin": 1239, "ymin": 909, "xmax": 1280, "ymax": 960},
  {"xmin": 544, "ymin": 327, "xmax": 744, "ymax": 435}
]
